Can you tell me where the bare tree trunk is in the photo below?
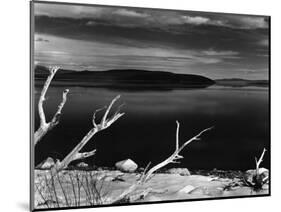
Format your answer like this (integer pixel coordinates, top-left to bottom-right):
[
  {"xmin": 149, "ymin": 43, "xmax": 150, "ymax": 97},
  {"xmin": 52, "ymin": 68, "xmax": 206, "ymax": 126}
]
[{"xmin": 34, "ymin": 66, "xmax": 69, "ymax": 145}]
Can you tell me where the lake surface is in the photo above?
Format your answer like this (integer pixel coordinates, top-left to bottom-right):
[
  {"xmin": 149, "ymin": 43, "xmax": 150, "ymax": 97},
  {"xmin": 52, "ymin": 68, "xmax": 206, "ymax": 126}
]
[{"xmin": 34, "ymin": 86, "xmax": 269, "ymax": 170}]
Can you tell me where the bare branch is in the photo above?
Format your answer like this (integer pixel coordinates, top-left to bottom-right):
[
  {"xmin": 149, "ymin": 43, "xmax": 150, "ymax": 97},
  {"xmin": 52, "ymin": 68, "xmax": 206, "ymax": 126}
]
[
  {"xmin": 50, "ymin": 89, "xmax": 69, "ymax": 126},
  {"xmin": 108, "ymin": 121, "xmax": 212, "ymax": 204},
  {"xmin": 108, "ymin": 183, "xmax": 140, "ymax": 204},
  {"xmin": 256, "ymin": 148, "xmax": 267, "ymax": 174},
  {"xmin": 138, "ymin": 162, "xmax": 152, "ymax": 182},
  {"xmin": 101, "ymin": 95, "xmax": 121, "ymax": 127},
  {"xmin": 92, "ymin": 106, "xmax": 107, "ymax": 127},
  {"xmin": 52, "ymin": 95, "xmax": 124, "ymax": 173},
  {"xmin": 142, "ymin": 122, "xmax": 213, "ymax": 182},
  {"xmin": 34, "ymin": 67, "xmax": 70, "ymax": 145},
  {"xmin": 37, "ymin": 66, "xmax": 59, "ymax": 127},
  {"xmin": 176, "ymin": 121, "xmax": 180, "ymax": 150},
  {"xmin": 73, "ymin": 149, "xmax": 97, "ymax": 162}
]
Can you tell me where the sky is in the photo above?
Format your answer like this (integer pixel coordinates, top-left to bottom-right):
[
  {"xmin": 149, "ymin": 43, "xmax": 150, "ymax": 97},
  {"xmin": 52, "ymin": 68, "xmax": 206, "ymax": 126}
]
[{"xmin": 33, "ymin": 2, "xmax": 269, "ymax": 80}]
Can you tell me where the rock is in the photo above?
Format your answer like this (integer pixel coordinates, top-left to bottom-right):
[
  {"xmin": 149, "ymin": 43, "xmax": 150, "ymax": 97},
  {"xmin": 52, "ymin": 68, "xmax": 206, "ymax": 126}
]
[
  {"xmin": 178, "ymin": 185, "xmax": 196, "ymax": 194},
  {"xmin": 76, "ymin": 162, "xmax": 88, "ymax": 168},
  {"xmin": 166, "ymin": 168, "xmax": 191, "ymax": 176},
  {"xmin": 244, "ymin": 168, "xmax": 269, "ymax": 186},
  {"xmin": 37, "ymin": 157, "xmax": 56, "ymax": 169},
  {"xmin": 115, "ymin": 159, "xmax": 138, "ymax": 173}
]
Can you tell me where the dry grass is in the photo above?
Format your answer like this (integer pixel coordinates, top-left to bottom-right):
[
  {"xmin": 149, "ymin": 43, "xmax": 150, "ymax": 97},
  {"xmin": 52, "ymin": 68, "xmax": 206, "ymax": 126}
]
[{"xmin": 35, "ymin": 170, "xmax": 107, "ymax": 208}]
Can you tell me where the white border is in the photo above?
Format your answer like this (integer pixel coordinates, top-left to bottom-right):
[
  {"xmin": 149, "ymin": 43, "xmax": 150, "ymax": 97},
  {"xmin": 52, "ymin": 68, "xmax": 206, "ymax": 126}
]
[{"xmin": 1, "ymin": 0, "xmax": 280, "ymax": 212}]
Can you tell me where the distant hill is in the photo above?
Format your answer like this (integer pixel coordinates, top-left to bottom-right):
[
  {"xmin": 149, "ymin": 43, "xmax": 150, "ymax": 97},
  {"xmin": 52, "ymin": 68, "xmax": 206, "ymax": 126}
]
[
  {"xmin": 34, "ymin": 65, "xmax": 215, "ymax": 89},
  {"xmin": 215, "ymin": 78, "xmax": 269, "ymax": 87}
]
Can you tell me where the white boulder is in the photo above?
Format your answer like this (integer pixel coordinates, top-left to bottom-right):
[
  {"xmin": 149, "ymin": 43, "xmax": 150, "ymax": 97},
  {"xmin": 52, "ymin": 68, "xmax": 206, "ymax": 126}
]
[
  {"xmin": 115, "ymin": 159, "xmax": 138, "ymax": 173},
  {"xmin": 37, "ymin": 157, "xmax": 55, "ymax": 169},
  {"xmin": 76, "ymin": 162, "xmax": 89, "ymax": 168}
]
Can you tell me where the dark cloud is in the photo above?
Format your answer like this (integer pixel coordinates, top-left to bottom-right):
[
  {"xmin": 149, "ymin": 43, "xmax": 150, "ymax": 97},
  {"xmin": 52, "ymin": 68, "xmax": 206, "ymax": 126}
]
[
  {"xmin": 34, "ymin": 15, "xmax": 268, "ymax": 58},
  {"xmin": 34, "ymin": 3, "xmax": 268, "ymax": 30},
  {"xmin": 33, "ymin": 2, "xmax": 269, "ymax": 80}
]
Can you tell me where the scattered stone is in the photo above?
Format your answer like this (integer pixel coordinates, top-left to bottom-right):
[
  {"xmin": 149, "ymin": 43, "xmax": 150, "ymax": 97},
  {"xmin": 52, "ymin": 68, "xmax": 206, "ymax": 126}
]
[
  {"xmin": 115, "ymin": 159, "xmax": 138, "ymax": 173},
  {"xmin": 36, "ymin": 157, "xmax": 55, "ymax": 169},
  {"xmin": 76, "ymin": 162, "xmax": 88, "ymax": 168},
  {"xmin": 166, "ymin": 168, "xmax": 191, "ymax": 176},
  {"xmin": 178, "ymin": 185, "xmax": 196, "ymax": 194}
]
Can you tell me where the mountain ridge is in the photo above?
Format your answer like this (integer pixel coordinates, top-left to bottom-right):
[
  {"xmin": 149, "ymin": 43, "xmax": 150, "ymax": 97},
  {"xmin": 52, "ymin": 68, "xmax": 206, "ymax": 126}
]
[{"xmin": 34, "ymin": 65, "xmax": 215, "ymax": 89}]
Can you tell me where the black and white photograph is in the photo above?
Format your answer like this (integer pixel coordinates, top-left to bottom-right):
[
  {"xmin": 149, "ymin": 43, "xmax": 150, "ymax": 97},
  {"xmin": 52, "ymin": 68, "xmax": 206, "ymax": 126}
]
[{"xmin": 31, "ymin": 1, "xmax": 270, "ymax": 211}]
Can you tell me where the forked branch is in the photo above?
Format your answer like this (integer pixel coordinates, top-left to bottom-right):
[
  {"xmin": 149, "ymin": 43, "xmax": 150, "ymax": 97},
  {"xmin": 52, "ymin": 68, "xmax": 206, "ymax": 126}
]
[
  {"xmin": 52, "ymin": 95, "xmax": 124, "ymax": 173},
  {"xmin": 34, "ymin": 66, "xmax": 69, "ymax": 145},
  {"xmin": 141, "ymin": 121, "xmax": 213, "ymax": 182}
]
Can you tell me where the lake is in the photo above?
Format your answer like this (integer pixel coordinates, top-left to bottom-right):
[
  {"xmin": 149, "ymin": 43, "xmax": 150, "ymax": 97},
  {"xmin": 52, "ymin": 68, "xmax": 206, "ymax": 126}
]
[{"xmin": 34, "ymin": 85, "xmax": 269, "ymax": 170}]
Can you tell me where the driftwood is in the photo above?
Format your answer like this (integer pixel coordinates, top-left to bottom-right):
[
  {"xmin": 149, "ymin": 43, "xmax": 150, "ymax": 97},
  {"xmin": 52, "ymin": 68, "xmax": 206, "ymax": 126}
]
[
  {"xmin": 106, "ymin": 121, "xmax": 213, "ymax": 204},
  {"xmin": 35, "ymin": 95, "xmax": 124, "ymax": 206},
  {"xmin": 243, "ymin": 148, "xmax": 268, "ymax": 190},
  {"xmin": 52, "ymin": 95, "xmax": 124, "ymax": 173},
  {"xmin": 253, "ymin": 148, "xmax": 268, "ymax": 188},
  {"xmin": 255, "ymin": 148, "xmax": 266, "ymax": 175},
  {"xmin": 34, "ymin": 66, "xmax": 69, "ymax": 145}
]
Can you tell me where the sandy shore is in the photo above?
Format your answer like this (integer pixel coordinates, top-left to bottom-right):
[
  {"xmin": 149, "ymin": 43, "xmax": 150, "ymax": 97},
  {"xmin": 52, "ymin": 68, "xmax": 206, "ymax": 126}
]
[{"xmin": 34, "ymin": 169, "xmax": 269, "ymax": 209}]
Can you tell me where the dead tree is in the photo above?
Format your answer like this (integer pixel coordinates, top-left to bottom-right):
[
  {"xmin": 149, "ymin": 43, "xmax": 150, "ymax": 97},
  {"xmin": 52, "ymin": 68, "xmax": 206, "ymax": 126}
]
[
  {"xmin": 35, "ymin": 95, "xmax": 124, "ymax": 206},
  {"xmin": 106, "ymin": 121, "xmax": 213, "ymax": 204},
  {"xmin": 253, "ymin": 148, "xmax": 268, "ymax": 189},
  {"xmin": 34, "ymin": 66, "xmax": 69, "ymax": 145},
  {"xmin": 243, "ymin": 148, "xmax": 268, "ymax": 190},
  {"xmin": 51, "ymin": 95, "xmax": 124, "ymax": 173}
]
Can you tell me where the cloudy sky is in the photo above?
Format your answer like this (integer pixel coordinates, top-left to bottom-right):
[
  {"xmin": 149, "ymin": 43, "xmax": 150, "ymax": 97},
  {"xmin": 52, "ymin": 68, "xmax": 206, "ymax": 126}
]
[{"xmin": 33, "ymin": 2, "xmax": 269, "ymax": 80}]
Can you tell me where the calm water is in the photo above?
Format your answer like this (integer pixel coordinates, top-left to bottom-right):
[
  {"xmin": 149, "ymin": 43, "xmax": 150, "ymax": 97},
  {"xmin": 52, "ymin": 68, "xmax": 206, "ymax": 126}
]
[{"xmin": 34, "ymin": 86, "xmax": 269, "ymax": 170}]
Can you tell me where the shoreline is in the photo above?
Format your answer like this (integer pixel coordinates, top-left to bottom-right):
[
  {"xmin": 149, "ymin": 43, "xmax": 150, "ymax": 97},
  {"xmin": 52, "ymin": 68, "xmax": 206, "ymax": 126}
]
[{"xmin": 34, "ymin": 168, "xmax": 269, "ymax": 209}]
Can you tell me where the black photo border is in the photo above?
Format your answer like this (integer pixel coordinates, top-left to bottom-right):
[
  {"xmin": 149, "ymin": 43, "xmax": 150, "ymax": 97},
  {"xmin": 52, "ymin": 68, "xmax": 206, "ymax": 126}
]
[{"xmin": 30, "ymin": 0, "xmax": 271, "ymax": 211}]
